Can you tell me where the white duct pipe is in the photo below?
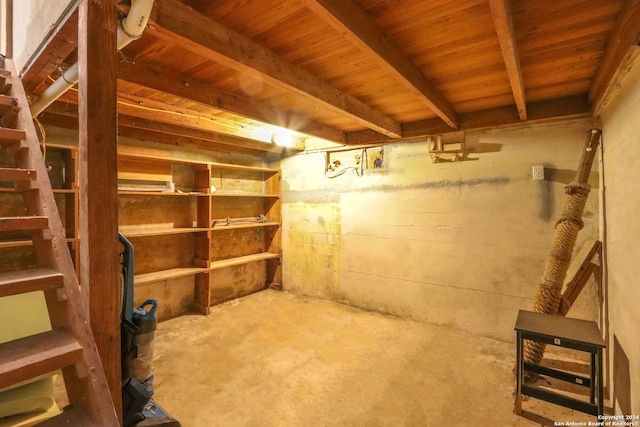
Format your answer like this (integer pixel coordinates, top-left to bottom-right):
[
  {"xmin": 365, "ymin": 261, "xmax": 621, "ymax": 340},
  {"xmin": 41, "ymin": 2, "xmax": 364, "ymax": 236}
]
[{"xmin": 30, "ymin": 0, "xmax": 155, "ymax": 117}]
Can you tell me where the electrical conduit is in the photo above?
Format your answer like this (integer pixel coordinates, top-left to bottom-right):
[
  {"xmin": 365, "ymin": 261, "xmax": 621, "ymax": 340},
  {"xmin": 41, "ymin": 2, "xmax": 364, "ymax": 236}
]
[{"xmin": 30, "ymin": 0, "xmax": 155, "ymax": 117}]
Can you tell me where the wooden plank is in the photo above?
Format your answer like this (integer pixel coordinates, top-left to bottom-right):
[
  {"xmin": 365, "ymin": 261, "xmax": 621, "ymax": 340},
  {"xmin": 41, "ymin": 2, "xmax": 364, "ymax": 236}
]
[
  {"xmin": 345, "ymin": 94, "xmax": 590, "ymax": 144},
  {"xmin": 208, "ymin": 252, "xmax": 280, "ymax": 271},
  {"xmin": 115, "ymin": 92, "xmax": 275, "ymax": 141},
  {"xmin": 77, "ymin": 0, "xmax": 121, "ymax": 418},
  {"xmin": 135, "ymin": 267, "xmax": 207, "ymax": 286},
  {"xmin": 0, "ymin": 215, "xmax": 48, "ymax": 231},
  {"xmin": 119, "ymin": 149, "xmax": 279, "ymax": 172},
  {"xmin": 488, "ymin": 0, "xmax": 527, "ymax": 121},
  {"xmin": 44, "ymin": 100, "xmax": 287, "ymax": 154},
  {"xmin": 149, "ymin": 0, "xmax": 401, "ymax": 138},
  {"xmin": 194, "ymin": 272, "xmax": 211, "ymax": 315},
  {"xmin": 0, "ymin": 329, "xmax": 83, "ymax": 390},
  {"xmin": 118, "ymin": 60, "xmax": 345, "ymax": 143},
  {"xmin": 118, "ymin": 190, "xmax": 202, "ymax": 196},
  {"xmin": 558, "ymin": 241, "xmax": 602, "ymax": 316},
  {"xmin": 118, "ymin": 125, "xmax": 281, "ymax": 156},
  {"xmin": 0, "ymin": 127, "xmax": 26, "ymax": 146},
  {"xmin": 210, "ymin": 221, "xmax": 280, "ymax": 231},
  {"xmin": 264, "ymin": 172, "xmax": 282, "ymax": 287},
  {"xmin": 302, "ymin": 0, "xmax": 457, "ymax": 129},
  {"xmin": 209, "ymin": 163, "xmax": 278, "ymax": 174},
  {"xmin": 0, "ymin": 167, "xmax": 36, "ymax": 181},
  {"xmin": 0, "ymin": 239, "xmax": 33, "ymax": 248},
  {"xmin": 0, "ymin": 268, "xmax": 64, "ymax": 297},
  {"xmin": 559, "ymin": 263, "xmax": 598, "ymax": 316},
  {"xmin": 211, "ymin": 192, "xmax": 279, "ymax": 198},
  {"xmin": 589, "ymin": 0, "xmax": 640, "ymax": 114},
  {"xmin": 0, "ymin": 94, "xmax": 18, "ymax": 117},
  {"xmin": 119, "ymin": 227, "xmax": 209, "ymax": 238},
  {"xmin": 118, "ymin": 158, "xmax": 171, "ymax": 182},
  {"xmin": 575, "ymin": 129, "xmax": 601, "ymax": 184}
]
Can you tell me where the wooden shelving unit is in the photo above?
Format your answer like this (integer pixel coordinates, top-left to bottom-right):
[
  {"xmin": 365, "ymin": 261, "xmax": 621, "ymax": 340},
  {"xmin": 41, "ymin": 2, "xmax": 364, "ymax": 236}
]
[
  {"xmin": 2, "ymin": 143, "xmax": 281, "ymax": 317},
  {"xmin": 116, "ymin": 149, "xmax": 282, "ymax": 316}
]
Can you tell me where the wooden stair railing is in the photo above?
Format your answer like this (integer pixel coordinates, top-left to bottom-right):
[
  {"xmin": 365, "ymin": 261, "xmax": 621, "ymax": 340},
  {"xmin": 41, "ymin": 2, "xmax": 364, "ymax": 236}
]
[{"xmin": 0, "ymin": 57, "xmax": 118, "ymax": 426}]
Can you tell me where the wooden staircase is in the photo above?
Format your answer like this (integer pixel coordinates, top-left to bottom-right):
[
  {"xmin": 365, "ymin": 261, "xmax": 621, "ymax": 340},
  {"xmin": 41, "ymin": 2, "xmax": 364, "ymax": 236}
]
[{"xmin": 0, "ymin": 58, "xmax": 118, "ymax": 425}]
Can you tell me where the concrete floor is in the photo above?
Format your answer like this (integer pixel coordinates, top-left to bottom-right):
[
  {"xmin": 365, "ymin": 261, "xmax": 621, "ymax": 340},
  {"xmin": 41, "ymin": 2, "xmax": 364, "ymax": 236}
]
[{"xmin": 151, "ymin": 290, "xmax": 598, "ymax": 427}]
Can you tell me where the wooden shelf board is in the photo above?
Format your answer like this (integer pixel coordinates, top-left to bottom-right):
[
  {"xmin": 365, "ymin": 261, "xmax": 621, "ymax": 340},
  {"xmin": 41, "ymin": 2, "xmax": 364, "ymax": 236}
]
[
  {"xmin": 211, "ymin": 192, "xmax": 279, "ymax": 198},
  {"xmin": 118, "ymin": 152, "xmax": 200, "ymax": 166},
  {"xmin": 0, "ymin": 188, "xmax": 74, "ymax": 194},
  {"xmin": 0, "ymin": 237, "xmax": 78, "ymax": 249},
  {"xmin": 209, "ymin": 252, "xmax": 280, "ymax": 271},
  {"xmin": 0, "ymin": 239, "xmax": 33, "ymax": 248},
  {"xmin": 44, "ymin": 143, "xmax": 77, "ymax": 151},
  {"xmin": 135, "ymin": 267, "xmax": 207, "ymax": 286},
  {"xmin": 119, "ymin": 152, "xmax": 278, "ymax": 174},
  {"xmin": 210, "ymin": 162, "xmax": 278, "ymax": 174},
  {"xmin": 118, "ymin": 190, "xmax": 207, "ymax": 196},
  {"xmin": 120, "ymin": 227, "xmax": 208, "ymax": 238},
  {"xmin": 210, "ymin": 222, "xmax": 280, "ymax": 231}
]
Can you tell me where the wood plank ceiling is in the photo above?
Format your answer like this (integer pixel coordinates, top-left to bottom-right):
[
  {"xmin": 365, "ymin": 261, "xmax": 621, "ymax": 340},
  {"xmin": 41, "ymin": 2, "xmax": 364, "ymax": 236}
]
[{"xmin": 23, "ymin": 0, "xmax": 640, "ymax": 156}]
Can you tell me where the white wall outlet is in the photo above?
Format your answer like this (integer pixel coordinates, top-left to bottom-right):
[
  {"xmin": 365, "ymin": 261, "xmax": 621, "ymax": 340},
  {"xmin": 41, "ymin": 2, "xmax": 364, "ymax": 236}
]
[{"xmin": 532, "ymin": 165, "xmax": 545, "ymax": 181}]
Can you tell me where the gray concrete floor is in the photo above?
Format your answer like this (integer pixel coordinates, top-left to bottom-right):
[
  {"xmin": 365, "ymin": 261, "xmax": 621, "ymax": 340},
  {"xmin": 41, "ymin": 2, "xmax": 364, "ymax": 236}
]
[{"xmin": 151, "ymin": 290, "xmax": 599, "ymax": 427}]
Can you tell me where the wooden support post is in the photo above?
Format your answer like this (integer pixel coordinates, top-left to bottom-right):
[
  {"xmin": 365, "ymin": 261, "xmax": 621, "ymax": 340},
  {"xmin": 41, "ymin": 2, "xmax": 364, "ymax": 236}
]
[
  {"xmin": 575, "ymin": 129, "xmax": 602, "ymax": 184},
  {"xmin": 77, "ymin": 0, "xmax": 121, "ymax": 420}
]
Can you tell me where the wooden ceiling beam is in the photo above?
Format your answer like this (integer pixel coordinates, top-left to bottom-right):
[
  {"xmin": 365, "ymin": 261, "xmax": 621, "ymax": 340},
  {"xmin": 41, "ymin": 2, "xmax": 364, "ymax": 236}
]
[
  {"xmin": 116, "ymin": 115, "xmax": 285, "ymax": 154},
  {"xmin": 117, "ymin": 60, "xmax": 345, "ymax": 143},
  {"xmin": 346, "ymin": 94, "xmax": 590, "ymax": 144},
  {"xmin": 39, "ymin": 112, "xmax": 267, "ymax": 155},
  {"xmin": 53, "ymin": 89, "xmax": 284, "ymax": 144},
  {"xmin": 489, "ymin": 0, "xmax": 527, "ymax": 121},
  {"xmin": 117, "ymin": 127, "xmax": 277, "ymax": 156},
  {"xmin": 115, "ymin": 92, "xmax": 273, "ymax": 142},
  {"xmin": 147, "ymin": 0, "xmax": 401, "ymax": 138},
  {"xmin": 301, "ymin": 0, "xmax": 458, "ymax": 129},
  {"xmin": 589, "ymin": 0, "xmax": 640, "ymax": 115},
  {"xmin": 42, "ymin": 101, "xmax": 285, "ymax": 154}
]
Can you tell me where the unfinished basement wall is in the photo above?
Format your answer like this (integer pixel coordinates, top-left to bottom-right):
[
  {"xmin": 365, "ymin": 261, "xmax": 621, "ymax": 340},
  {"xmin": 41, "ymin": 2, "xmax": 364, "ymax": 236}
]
[
  {"xmin": 280, "ymin": 119, "xmax": 600, "ymax": 342},
  {"xmin": 11, "ymin": 0, "xmax": 76, "ymax": 73},
  {"xmin": 600, "ymin": 60, "xmax": 640, "ymax": 416}
]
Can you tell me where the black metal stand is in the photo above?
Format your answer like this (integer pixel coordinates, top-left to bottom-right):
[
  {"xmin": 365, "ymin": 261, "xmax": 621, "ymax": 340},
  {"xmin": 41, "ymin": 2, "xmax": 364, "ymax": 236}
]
[{"xmin": 514, "ymin": 310, "xmax": 605, "ymax": 417}]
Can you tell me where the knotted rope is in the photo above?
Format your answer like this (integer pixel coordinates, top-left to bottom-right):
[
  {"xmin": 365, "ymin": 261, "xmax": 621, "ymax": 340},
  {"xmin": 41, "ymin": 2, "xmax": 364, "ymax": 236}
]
[{"xmin": 523, "ymin": 182, "xmax": 591, "ymax": 364}]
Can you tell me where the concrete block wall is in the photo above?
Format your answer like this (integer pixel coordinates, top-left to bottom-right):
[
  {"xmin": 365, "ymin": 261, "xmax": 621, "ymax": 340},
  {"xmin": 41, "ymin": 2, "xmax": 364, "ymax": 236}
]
[
  {"xmin": 600, "ymin": 60, "xmax": 640, "ymax": 415},
  {"xmin": 281, "ymin": 119, "xmax": 600, "ymax": 342}
]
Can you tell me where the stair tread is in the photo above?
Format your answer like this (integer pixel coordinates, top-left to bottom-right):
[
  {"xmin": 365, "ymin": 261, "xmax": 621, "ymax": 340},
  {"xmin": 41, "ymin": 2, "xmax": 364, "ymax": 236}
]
[
  {"xmin": 37, "ymin": 406, "xmax": 98, "ymax": 427},
  {"xmin": 0, "ymin": 329, "xmax": 83, "ymax": 390},
  {"xmin": 0, "ymin": 167, "xmax": 37, "ymax": 181},
  {"xmin": 0, "ymin": 94, "xmax": 18, "ymax": 111},
  {"xmin": 0, "ymin": 215, "xmax": 48, "ymax": 231},
  {"xmin": 0, "ymin": 127, "xmax": 26, "ymax": 145},
  {"xmin": 1, "ymin": 57, "xmax": 119, "ymax": 425},
  {"xmin": 0, "ymin": 268, "xmax": 64, "ymax": 298}
]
